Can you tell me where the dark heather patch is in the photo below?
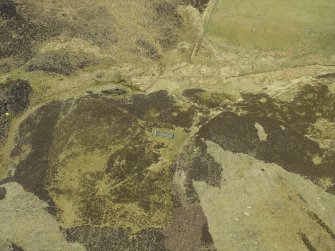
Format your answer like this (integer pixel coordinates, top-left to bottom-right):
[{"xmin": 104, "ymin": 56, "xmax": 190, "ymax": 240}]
[
  {"xmin": 308, "ymin": 211, "xmax": 335, "ymax": 240},
  {"xmin": 299, "ymin": 233, "xmax": 317, "ymax": 251},
  {"xmin": 189, "ymin": 139, "xmax": 222, "ymax": 187},
  {"xmin": 182, "ymin": 84, "xmax": 335, "ymax": 194},
  {"xmin": 64, "ymin": 227, "xmax": 165, "ymax": 251},
  {"xmin": 198, "ymin": 112, "xmax": 260, "ymax": 153},
  {"xmin": 135, "ymin": 39, "xmax": 161, "ymax": 61},
  {"xmin": 0, "ymin": 177, "xmax": 10, "ymax": 186},
  {"xmin": 110, "ymin": 90, "xmax": 196, "ymax": 128},
  {"xmin": 67, "ymin": 6, "xmax": 118, "ymax": 48},
  {"xmin": 316, "ymin": 72, "xmax": 335, "ymax": 79},
  {"xmin": 297, "ymin": 193, "xmax": 307, "ymax": 204},
  {"xmin": 158, "ymin": 27, "xmax": 179, "ymax": 50},
  {"xmin": 100, "ymin": 88, "xmax": 127, "ymax": 96},
  {"xmin": 326, "ymin": 183, "xmax": 335, "ymax": 194},
  {"xmin": 288, "ymin": 84, "xmax": 335, "ymax": 132},
  {"xmin": 154, "ymin": 1, "xmax": 182, "ymax": 49},
  {"xmin": 10, "ymin": 242, "xmax": 24, "ymax": 251},
  {"xmin": 11, "ymin": 101, "xmax": 62, "ymax": 212},
  {"xmin": 173, "ymin": 139, "xmax": 221, "ymax": 206},
  {"xmin": 0, "ymin": 79, "xmax": 33, "ymax": 115},
  {"xmin": 201, "ymin": 222, "xmax": 214, "ymax": 248},
  {"xmin": 163, "ymin": 204, "xmax": 215, "ymax": 251},
  {"xmin": 238, "ymin": 84, "xmax": 335, "ymax": 134},
  {"xmin": 0, "ymin": 13, "xmax": 58, "ymax": 72},
  {"xmin": 0, "ymin": 79, "xmax": 33, "ymax": 144},
  {"xmin": 238, "ymin": 93, "xmax": 286, "ymax": 122},
  {"xmin": 135, "ymin": 228, "xmax": 165, "ymax": 251},
  {"xmin": 0, "ymin": 186, "xmax": 6, "ymax": 200},
  {"xmin": 183, "ymin": 88, "xmax": 232, "ymax": 109},
  {"xmin": 182, "ymin": 88, "xmax": 206, "ymax": 98},
  {"xmin": 0, "ymin": 0, "xmax": 16, "ymax": 19},
  {"xmin": 197, "ymin": 112, "xmax": 335, "ymax": 190},
  {"xmin": 155, "ymin": 1, "xmax": 182, "ymax": 25},
  {"xmin": 50, "ymin": 97, "xmax": 141, "ymax": 153},
  {"xmin": 183, "ymin": 0, "xmax": 210, "ymax": 12},
  {"xmin": 26, "ymin": 52, "xmax": 99, "ymax": 75}
]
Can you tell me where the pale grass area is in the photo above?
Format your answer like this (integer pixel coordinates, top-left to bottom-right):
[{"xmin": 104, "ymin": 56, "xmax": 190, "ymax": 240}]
[
  {"xmin": 206, "ymin": 0, "xmax": 335, "ymax": 56},
  {"xmin": 0, "ymin": 182, "xmax": 86, "ymax": 251},
  {"xmin": 254, "ymin": 122, "xmax": 268, "ymax": 141},
  {"xmin": 194, "ymin": 141, "xmax": 335, "ymax": 251}
]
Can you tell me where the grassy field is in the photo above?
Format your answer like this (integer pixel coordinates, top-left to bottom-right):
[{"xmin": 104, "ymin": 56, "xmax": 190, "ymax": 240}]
[{"xmin": 206, "ymin": 0, "xmax": 335, "ymax": 57}]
